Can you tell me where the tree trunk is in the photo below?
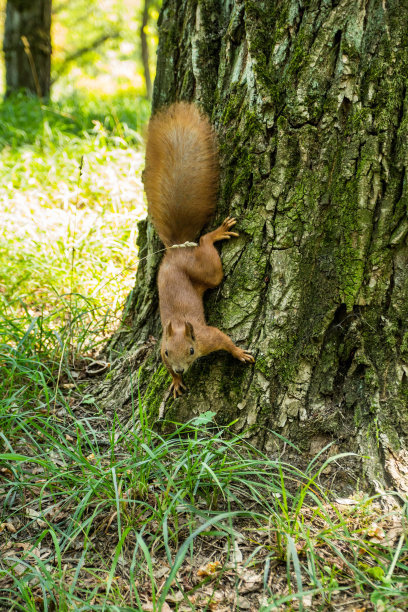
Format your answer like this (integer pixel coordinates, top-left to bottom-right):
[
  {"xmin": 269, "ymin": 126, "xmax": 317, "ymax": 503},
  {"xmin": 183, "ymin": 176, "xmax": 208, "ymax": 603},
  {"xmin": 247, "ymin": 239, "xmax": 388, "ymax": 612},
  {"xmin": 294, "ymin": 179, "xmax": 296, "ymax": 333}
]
[
  {"xmin": 3, "ymin": 0, "xmax": 52, "ymax": 98},
  {"xmin": 96, "ymin": 0, "xmax": 408, "ymax": 492}
]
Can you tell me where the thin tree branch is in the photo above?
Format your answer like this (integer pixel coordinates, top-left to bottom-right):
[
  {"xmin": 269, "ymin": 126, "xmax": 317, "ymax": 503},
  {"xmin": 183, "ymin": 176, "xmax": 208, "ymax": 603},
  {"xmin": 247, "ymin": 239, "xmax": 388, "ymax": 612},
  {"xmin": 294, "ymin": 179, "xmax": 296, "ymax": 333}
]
[
  {"xmin": 21, "ymin": 35, "xmax": 42, "ymax": 97},
  {"xmin": 51, "ymin": 31, "xmax": 121, "ymax": 84}
]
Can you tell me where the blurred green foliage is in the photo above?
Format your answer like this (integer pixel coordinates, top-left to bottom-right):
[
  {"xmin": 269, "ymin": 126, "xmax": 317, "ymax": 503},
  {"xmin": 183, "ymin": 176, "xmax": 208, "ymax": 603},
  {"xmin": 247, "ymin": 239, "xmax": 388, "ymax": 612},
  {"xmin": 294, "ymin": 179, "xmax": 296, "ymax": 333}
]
[
  {"xmin": 0, "ymin": 90, "xmax": 149, "ymax": 360},
  {"xmin": 0, "ymin": 0, "xmax": 157, "ymax": 344},
  {"xmin": 0, "ymin": 0, "xmax": 161, "ymax": 98},
  {"xmin": 0, "ymin": 89, "xmax": 151, "ymax": 151}
]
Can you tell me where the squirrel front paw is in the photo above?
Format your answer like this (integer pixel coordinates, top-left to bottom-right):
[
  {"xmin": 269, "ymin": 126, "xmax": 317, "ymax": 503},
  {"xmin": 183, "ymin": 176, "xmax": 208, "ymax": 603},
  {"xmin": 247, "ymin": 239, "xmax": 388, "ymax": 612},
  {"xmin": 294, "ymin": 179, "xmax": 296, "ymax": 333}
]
[
  {"xmin": 233, "ymin": 347, "xmax": 255, "ymax": 363},
  {"xmin": 170, "ymin": 377, "xmax": 187, "ymax": 398},
  {"xmin": 213, "ymin": 217, "xmax": 239, "ymax": 242}
]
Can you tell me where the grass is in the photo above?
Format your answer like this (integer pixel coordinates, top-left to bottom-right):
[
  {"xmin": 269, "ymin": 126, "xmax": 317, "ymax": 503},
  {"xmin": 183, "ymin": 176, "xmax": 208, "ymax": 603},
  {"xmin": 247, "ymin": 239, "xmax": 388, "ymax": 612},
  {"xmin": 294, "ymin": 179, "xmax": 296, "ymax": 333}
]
[
  {"xmin": 0, "ymin": 92, "xmax": 408, "ymax": 611},
  {"xmin": 1, "ymin": 404, "xmax": 407, "ymax": 610},
  {"xmin": 0, "ymin": 90, "xmax": 149, "ymax": 362}
]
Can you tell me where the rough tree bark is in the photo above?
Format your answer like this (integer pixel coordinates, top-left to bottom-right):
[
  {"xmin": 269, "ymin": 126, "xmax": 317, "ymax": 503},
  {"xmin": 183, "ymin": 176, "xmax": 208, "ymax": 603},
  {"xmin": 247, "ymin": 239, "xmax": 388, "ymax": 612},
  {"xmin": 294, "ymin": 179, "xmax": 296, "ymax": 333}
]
[
  {"xmin": 3, "ymin": 0, "xmax": 52, "ymax": 98},
  {"xmin": 96, "ymin": 0, "xmax": 408, "ymax": 492}
]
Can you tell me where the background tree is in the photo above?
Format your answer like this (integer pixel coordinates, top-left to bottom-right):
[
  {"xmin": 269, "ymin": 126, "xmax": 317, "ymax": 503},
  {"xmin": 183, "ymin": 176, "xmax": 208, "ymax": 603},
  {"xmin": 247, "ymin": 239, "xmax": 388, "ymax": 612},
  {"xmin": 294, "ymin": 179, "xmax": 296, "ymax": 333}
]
[
  {"xmin": 140, "ymin": 0, "xmax": 152, "ymax": 100},
  {"xmin": 1, "ymin": 0, "xmax": 160, "ymax": 99},
  {"xmin": 50, "ymin": 0, "xmax": 160, "ymax": 99},
  {"xmin": 3, "ymin": 0, "xmax": 52, "ymax": 97},
  {"xmin": 96, "ymin": 0, "xmax": 408, "ymax": 492},
  {"xmin": 139, "ymin": 0, "xmax": 162, "ymax": 100}
]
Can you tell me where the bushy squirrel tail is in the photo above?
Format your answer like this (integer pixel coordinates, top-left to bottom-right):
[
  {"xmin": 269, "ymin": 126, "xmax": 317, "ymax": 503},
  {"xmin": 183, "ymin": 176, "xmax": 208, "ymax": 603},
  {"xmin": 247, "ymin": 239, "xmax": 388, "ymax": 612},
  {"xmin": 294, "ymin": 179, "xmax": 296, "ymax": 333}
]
[{"xmin": 144, "ymin": 102, "xmax": 219, "ymax": 247}]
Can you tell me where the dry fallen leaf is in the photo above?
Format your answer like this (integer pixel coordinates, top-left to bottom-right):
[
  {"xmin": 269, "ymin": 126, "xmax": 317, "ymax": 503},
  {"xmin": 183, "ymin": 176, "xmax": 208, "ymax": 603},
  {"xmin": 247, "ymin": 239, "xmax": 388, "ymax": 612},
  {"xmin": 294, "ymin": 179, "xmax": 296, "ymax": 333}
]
[
  {"xmin": 223, "ymin": 540, "xmax": 243, "ymax": 564},
  {"xmin": 142, "ymin": 602, "xmax": 172, "ymax": 612},
  {"xmin": 2, "ymin": 559, "xmax": 27, "ymax": 575},
  {"xmin": 367, "ymin": 522, "xmax": 385, "ymax": 541},
  {"xmin": 384, "ymin": 526, "xmax": 403, "ymax": 545},
  {"xmin": 166, "ymin": 591, "xmax": 184, "ymax": 604},
  {"xmin": 335, "ymin": 497, "xmax": 358, "ymax": 505},
  {"xmin": 302, "ymin": 593, "xmax": 313, "ymax": 608},
  {"xmin": 0, "ymin": 467, "xmax": 13, "ymax": 477},
  {"xmin": 197, "ymin": 560, "xmax": 222, "ymax": 578},
  {"xmin": 240, "ymin": 569, "xmax": 262, "ymax": 593},
  {"xmin": 0, "ymin": 522, "xmax": 16, "ymax": 533},
  {"xmin": 153, "ymin": 565, "xmax": 170, "ymax": 579},
  {"xmin": 235, "ymin": 596, "xmax": 251, "ymax": 609},
  {"xmin": 25, "ymin": 508, "xmax": 47, "ymax": 528}
]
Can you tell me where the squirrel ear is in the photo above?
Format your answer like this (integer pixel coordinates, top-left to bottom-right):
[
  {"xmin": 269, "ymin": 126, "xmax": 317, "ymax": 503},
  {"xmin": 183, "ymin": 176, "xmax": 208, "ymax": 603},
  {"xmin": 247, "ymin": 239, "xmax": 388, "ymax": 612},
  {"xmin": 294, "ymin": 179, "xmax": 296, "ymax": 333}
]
[
  {"xmin": 185, "ymin": 321, "xmax": 195, "ymax": 340},
  {"xmin": 166, "ymin": 321, "xmax": 173, "ymax": 337}
]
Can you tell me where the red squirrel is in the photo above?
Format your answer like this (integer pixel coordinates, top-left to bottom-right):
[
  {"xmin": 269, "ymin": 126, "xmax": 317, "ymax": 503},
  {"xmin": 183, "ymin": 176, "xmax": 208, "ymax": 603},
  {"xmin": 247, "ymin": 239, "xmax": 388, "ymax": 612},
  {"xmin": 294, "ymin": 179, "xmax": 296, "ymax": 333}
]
[{"xmin": 143, "ymin": 102, "xmax": 254, "ymax": 398}]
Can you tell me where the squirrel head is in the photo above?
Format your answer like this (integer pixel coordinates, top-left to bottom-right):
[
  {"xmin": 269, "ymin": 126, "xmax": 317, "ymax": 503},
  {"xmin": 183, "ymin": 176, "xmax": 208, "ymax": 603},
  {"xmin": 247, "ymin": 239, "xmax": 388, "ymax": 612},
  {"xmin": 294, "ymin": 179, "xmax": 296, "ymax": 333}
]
[{"xmin": 162, "ymin": 321, "xmax": 197, "ymax": 375}]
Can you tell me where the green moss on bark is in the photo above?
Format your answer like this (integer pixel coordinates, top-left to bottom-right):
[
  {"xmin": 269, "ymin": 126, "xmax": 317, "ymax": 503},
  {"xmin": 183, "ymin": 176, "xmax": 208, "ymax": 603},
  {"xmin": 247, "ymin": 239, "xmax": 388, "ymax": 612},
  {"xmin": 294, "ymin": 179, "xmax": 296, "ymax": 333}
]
[{"xmin": 94, "ymin": 0, "xmax": 408, "ymax": 491}]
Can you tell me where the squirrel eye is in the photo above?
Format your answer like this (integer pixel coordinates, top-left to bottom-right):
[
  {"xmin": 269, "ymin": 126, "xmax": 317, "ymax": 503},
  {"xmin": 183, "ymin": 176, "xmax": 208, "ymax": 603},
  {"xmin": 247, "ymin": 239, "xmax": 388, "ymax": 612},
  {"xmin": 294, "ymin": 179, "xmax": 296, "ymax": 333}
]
[
  {"xmin": 190, "ymin": 347, "xmax": 194, "ymax": 355},
  {"xmin": 165, "ymin": 350, "xmax": 169, "ymax": 357}
]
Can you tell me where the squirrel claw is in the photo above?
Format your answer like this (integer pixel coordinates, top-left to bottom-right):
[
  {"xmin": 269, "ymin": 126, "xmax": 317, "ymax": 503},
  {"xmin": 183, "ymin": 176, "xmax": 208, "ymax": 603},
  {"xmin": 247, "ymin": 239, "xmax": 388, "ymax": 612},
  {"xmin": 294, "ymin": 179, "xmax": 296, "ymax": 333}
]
[
  {"xmin": 234, "ymin": 348, "xmax": 255, "ymax": 363},
  {"xmin": 219, "ymin": 232, "xmax": 239, "ymax": 240},
  {"xmin": 222, "ymin": 217, "xmax": 237, "ymax": 229},
  {"xmin": 170, "ymin": 380, "xmax": 186, "ymax": 398}
]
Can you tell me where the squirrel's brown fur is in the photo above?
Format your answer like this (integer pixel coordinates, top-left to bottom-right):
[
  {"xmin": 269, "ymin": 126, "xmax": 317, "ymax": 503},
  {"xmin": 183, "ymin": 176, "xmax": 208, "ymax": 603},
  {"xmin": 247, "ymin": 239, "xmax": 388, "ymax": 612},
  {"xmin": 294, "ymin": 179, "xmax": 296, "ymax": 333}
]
[
  {"xmin": 143, "ymin": 102, "xmax": 254, "ymax": 398},
  {"xmin": 144, "ymin": 102, "xmax": 219, "ymax": 247}
]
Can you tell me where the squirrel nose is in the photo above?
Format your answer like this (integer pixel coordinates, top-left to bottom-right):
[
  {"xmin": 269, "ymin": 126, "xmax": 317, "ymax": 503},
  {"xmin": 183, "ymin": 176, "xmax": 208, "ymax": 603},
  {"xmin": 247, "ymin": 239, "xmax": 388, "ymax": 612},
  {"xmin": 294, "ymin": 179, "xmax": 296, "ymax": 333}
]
[{"xmin": 175, "ymin": 368, "xmax": 184, "ymax": 374}]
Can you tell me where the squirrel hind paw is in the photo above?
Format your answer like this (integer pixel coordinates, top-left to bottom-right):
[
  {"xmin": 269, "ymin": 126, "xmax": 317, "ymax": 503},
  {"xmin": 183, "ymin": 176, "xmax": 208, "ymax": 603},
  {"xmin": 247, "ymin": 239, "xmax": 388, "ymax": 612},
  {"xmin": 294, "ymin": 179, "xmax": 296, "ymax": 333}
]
[
  {"xmin": 222, "ymin": 217, "xmax": 237, "ymax": 229},
  {"xmin": 214, "ymin": 218, "xmax": 239, "ymax": 241}
]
